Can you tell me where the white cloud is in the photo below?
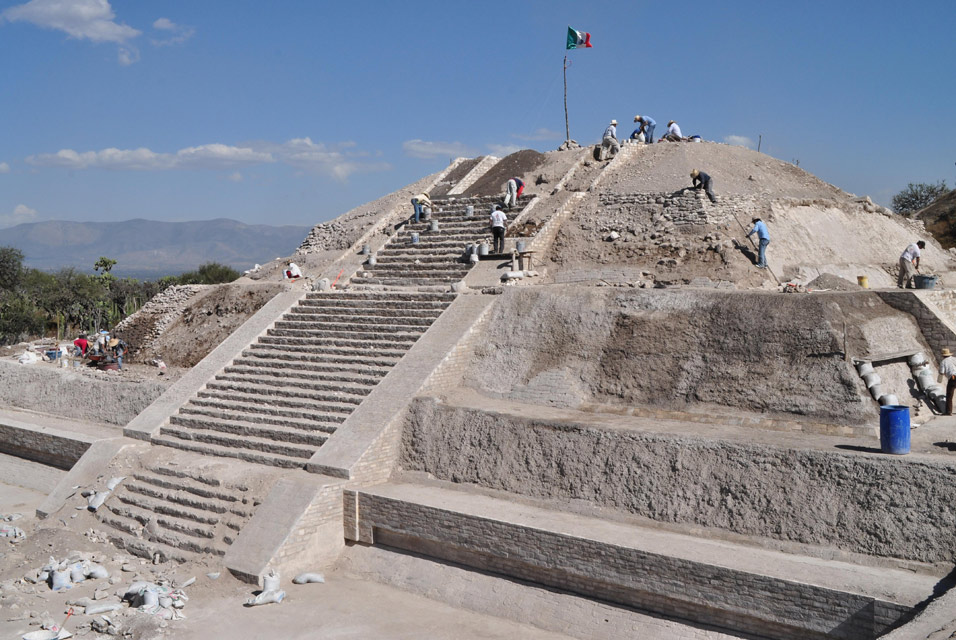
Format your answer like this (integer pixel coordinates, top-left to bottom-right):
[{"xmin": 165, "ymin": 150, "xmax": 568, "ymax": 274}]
[
  {"xmin": 487, "ymin": 144, "xmax": 522, "ymax": 157},
  {"xmin": 151, "ymin": 16, "xmax": 194, "ymax": 46},
  {"xmin": 2, "ymin": 0, "xmax": 141, "ymax": 64},
  {"xmin": 513, "ymin": 128, "xmax": 562, "ymax": 142},
  {"xmin": 227, "ymin": 172, "xmax": 243, "ymax": 182},
  {"xmin": 724, "ymin": 135, "xmax": 756, "ymax": 149},
  {"xmin": 0, "ymin": 162, "xmax": 9, "ymax": 173},
  {"xmin": 402, "ymin": 139, "xmax": 477, "ymax": 160},
  {"xmin": 0, "ymin": 204, "xmax": 38, "ymax": 228},
  {"xmin": 1, "ymin": 0, "xmax": 139, "ymax": 42},
  {"xmin": 25, "ymin": 137, "xmax": 390, "ymax": 180}
]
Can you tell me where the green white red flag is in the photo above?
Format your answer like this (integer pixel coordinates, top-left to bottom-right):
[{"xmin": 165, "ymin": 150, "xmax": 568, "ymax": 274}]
[{"xmin": 566, "ymin": 26, "xmax": 592, "ymax": 50}]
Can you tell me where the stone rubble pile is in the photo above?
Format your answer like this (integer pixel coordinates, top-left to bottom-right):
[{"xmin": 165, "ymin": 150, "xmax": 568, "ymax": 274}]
[
  {"xmin": 297, "ymin": 219, "xmax": 355, "ymax": 253},
  {"xmin": 114, "ymin": 285, "xmax": 206, "ymax": 357}
]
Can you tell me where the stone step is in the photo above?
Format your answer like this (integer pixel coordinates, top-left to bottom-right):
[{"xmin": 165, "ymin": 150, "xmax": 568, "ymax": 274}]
[
  {"xmin": 276, "ymin": 313, "xmax": 439, "ymax": 327},
  {"xmin": 169, "ymin": 413, "xmax": 331, "ymax": 446},
  {"xmin": 287, "ymin": 305, "xmax": 445, "ymax": 318},
  {"xmin": 362, "ymin": 264, "xmax": 471, "ymax": 275},
  {"xmin": 195, "ymin": 388, "xmax": 357, "ymax": 415},
  {"xmin": 266, "ymin": 327, "xmax": 423, "ymax": 342},
  {"xmin": 97, "ymin": 511, "xmax": 223, "ymax": 556},
  {"xmin": 204, "ymin": 379, "xmax": 366, "ymax": 404},
  {"xmin": 370, "ymin": 255, "xmax": 466, "ymax": 265},
  {"xmin": 227, "ymin": 360, "xmax": 386, "ymax": 383},
  {"xmin": 152, "ymin": 433, "xmax": 308, "ymax": 469},
  {"xmin": 351, "ymin": 276, "xmax": 461, "ymax": 286},
  {"xmin": 303, "ymin": 291, "xmax": 455, "ymax": 302},
  {"xmin": 105, "ymin": 499, "xmax": 217, "ymax": 540},
  {"xmin": 210, "ymin": 374, "xmax": 373, "ymax": 398},
  {"xmin": 123, "ymin": 479, "xmax": 236, "ymax": 518},
  {"xmin": 129, "ymin": 472, "xmax": 245, "ymax": 506},
  {"xmin": 296, "ymin": 297, "xmax": 452, "ymax": 310},
  {"xmin": 159, "ymin": 424, "xmax": 317, "ymax": 461},
  {"xmin": 243, "ymin": 344, "xmax": 403, "ymax": 366},
  {"xmin": 179, "ymin": 403, "xmax": 340, "ymax": 433},
  {"xmin": 272, "ymin": 318, "xmax": 431, "ymax": 332},
  {"xmin": 256, "ymin": 336, "xmax": 413, "ymax": 353},
  {"xmin": 103, "ymin": 530, "xmax": 196, "ymax": 563},
  {"xmin": 185, "ymin": 396, "xmax": 347, "ymax": 426}
]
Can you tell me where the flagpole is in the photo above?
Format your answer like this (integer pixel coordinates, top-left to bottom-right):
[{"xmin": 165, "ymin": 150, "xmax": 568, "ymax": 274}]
[{"xmin": 563, "ymin": 55, "xmax": 570, "ymax": 142}]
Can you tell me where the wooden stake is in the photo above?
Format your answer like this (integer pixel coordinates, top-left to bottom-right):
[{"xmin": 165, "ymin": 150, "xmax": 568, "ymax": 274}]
[{"xmin": 563, "ymin": 55, "xmax": 570, "ymax": 143}]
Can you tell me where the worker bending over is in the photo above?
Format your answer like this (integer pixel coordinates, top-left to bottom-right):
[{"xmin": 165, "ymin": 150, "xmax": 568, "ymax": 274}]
[
  {"xmin": 411, "ymin": 192, "xmax": 432, "ymax": 223},
  {"xmin": 633, "ymin": 115, "xmax": 655, "ymax": 143},
  {"xmin": 503, "ymin": 177, "xmax": 525, "ymax": 211},
  {"xmin": 690, "ymin": 169, "xmax": 717, "ymax": 203},
  {"xmin": 897, "ymin": 240, "xmax": 925, "ymax": 289}
]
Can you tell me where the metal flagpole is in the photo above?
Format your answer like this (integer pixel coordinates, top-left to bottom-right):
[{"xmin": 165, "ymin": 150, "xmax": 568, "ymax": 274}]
[{"xmin": 563, "ymin": 55, "xmax": 570, "ymax": 142}]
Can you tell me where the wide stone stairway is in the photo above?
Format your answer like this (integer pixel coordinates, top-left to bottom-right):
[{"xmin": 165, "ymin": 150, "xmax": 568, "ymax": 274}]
[
  {"xmin": 351, "ymin": 194, "xmax": 529, "ymax": 288},
  {"xmin": 150, "ymin": 291, "xmax": 456, "ymax": 468}
]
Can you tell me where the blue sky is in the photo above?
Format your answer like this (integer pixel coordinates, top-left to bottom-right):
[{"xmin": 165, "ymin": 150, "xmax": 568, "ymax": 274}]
[{"xmin": 1, "ymin": 0, "xmax": 954, "ymax": 229}]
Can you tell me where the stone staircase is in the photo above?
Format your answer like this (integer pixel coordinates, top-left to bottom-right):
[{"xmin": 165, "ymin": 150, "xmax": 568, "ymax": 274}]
[
  {"xmin": 351, "ymin": 195, "xmax": 530, "ymax": 288},
  {"xmin": 152, "ymin": 291, "xmax": 456, "ymax": 468},
  {"xmin": 95, "ymin": 457, "xmax": 268, "ymax": 562}
]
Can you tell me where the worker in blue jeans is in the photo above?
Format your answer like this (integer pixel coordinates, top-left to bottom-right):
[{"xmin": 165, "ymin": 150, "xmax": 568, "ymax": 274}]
[{"xmin": 747, "ymin": 217, "xmax": 770, "ymax": 268}]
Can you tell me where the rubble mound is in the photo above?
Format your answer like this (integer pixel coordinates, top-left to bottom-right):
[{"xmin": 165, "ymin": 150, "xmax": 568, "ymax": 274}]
[
  {"xmin": 807, "ymin": 273, "xmax": 861, "ymax": 291},
  {"xmin": 465, "ymin": 150, "xmax": 547, "ymax": 196}
]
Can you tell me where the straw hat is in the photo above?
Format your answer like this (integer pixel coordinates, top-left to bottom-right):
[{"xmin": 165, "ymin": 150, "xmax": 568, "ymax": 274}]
[
  {"xmin": 668, "ymin": 120, "xmax": 676, "ymax": 126},
  {"xmin": 943, "ymin": 348, "xmax": 953, "ymax": 357},
  {"xmin": 108, "ymin": 338, "xmax": 119, "ymax": 348},
  {"xmin": 610, "ymin": 119, "xmax": 618, "ymax": 126},
  {"xmin": 634, "ymin": 115, "xmax": 641, "ymax": 122},
  {"xmin": 690, "ymin": 169, "xmax": 700, "ymax": 178}
]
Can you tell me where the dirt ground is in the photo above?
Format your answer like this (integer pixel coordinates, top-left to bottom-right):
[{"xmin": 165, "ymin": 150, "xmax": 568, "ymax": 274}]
[{"xmin": 0, "ymin": 479, "xmax": 573, "ymax": 640}]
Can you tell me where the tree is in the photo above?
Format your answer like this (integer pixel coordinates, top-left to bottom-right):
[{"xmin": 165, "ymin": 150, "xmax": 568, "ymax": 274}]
[
  {"xmin": 178, "ymin": 262, "xmax": 240, "ymax": 285},
  {"xmin": 0, "ymin": 246, "xmax": 24, "ymax": 291},
  {"xmin": 892, "ymin": 181, "xmax": 950, "ymax": 216}
]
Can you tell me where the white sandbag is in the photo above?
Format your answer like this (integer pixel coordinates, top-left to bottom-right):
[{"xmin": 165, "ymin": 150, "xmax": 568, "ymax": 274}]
[
  {"xmin": 245, "ymin": 590, "xmax": 285, "ymax": 607},
  {"xmin": 106, "ymin": 477, "xmax": 126, "ymax": 491},
  {"xmin": 84, "ymin": 602, "xmax": 122, "ymax": 615},
  {"xmin": 85, "ymin": 563, "xmax": 109, "ymax": 580},
  {"xmin": 262, "ymin": 568, "xmax": 280, "ymax": 592},
  {"xmin": 292, "ymin": 573, "xmax": 325, "ymax": 584},
  {"xmin": 87, "ymin": 490, "xmax": 111, "ymax": 511},
  {"xmin": 51, "ymin": 568, "xmax": 73, "ymax": 591},
  {"xmin": 70, "ymin": 563, "xmax": 88, "ymax": 583}
]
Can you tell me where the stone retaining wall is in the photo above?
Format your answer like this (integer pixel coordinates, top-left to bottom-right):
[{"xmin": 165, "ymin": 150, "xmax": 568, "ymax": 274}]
[{"xmin": 400, "ymin": 398, "xmax": 956, "ymax": 565}]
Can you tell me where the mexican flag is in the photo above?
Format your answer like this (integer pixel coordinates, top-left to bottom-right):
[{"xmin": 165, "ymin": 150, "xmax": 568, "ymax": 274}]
[{"xmin": 566, "ymin": 26, "xmax": 592, "ymax": 50}]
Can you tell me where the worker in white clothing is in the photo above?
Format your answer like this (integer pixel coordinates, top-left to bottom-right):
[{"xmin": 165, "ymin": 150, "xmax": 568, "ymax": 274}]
[
  {"xmin": 600, "ymin": 120, "xmax": 620, "ymax": 161},
  {"xmin": 939, "ymin": 347, "xmax": 956, "ymax": 415},
  {"xmin": 897, "ymin": 240, "xmax": 925, "ymax": 288},
  {"xmin": 662, "ymin": 120, "xmax": 684, "ymax": 142},
  {"xmin": 285, "ymin": 262, "xmax": 303, "ymax": 279},
  {"xmin": 489, "ymin": 205, "xmax": 507, "ymax": 254}
]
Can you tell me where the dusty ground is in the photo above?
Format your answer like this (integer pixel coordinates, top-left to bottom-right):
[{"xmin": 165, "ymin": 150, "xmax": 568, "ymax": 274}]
[{"xmin": 0, "ymin": 478, "xmax": 575, "ymax": 640}]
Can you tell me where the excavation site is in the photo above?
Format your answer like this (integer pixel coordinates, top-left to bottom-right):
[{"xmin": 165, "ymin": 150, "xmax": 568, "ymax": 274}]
[{"xmin": 4, "ymin": 141, "xmax": 956, "ymax": 639}]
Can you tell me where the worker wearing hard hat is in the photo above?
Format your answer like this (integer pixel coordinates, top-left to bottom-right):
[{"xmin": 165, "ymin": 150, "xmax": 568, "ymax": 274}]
[
  {"xmin": 600, "ymin": 119, "xmax": 620, "ymax": 161},
  {"xmin": 633, "ymin": 115, "xmax": 656, "ymax": 144},
  {"xmin": 690, "ymin": 168, "xmax": 717, "ymax": 203}
]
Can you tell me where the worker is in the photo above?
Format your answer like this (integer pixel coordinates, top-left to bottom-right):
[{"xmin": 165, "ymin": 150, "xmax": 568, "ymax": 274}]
[
  {"xmin": 690, "ymin": 169, "xmax": 717, "ymax": 203},
  {"xmin": 503, "ymin": 177, "xmax": 525, "ymax": 211},
  {"xmin": 939, "ymin": 347, "xmax": 956, "ymax": 416},
  {"xmin": 73, "ymin": 336, "xmax": 89, "ymax": 357},
  {"xmin": 284, "ymin": 262, "xmax": 303, "ymax": 280},
  {"xmin": 109, "ymin": 337, "xmax": 128, "ymax": 370},
  {"xmin": 410, "ymin": 192, "xmax": 432, "ymax": 223},
  {"xmin": 490, "ymin": 204, "xmax": 507, "ymax": 254},
  {"xmin": 600, "ymin": 119, "xmax": 620, "ymax": 161},
  {"xmin": 633, "ymin": 115, "xmax": 656, "ymax": 144},
  {"xmin": 662, "ymin": 120, "xmax": 684, "ymax": 142},
  {"xmin": 94, "ymin": 330, "xmax": 109, "ymax": 356},
  {"xmin": 747, "ymin": 217, "xmax": 770, "ymax": 269},
  {"xmin": 897, "ymin": 241, "xmax": 925, "ymax": 289}
]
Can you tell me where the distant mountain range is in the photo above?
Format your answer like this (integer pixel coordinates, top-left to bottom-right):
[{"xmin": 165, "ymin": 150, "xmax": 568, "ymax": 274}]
[{"xmin": 1, "ymin": 218, "xmax": 312, "ymax": 280}]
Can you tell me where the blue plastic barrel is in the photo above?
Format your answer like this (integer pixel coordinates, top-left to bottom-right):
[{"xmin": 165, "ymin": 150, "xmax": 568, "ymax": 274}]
[{"xmin": 879, "ymin": 405, "xmax": 910, "ymax": 455}]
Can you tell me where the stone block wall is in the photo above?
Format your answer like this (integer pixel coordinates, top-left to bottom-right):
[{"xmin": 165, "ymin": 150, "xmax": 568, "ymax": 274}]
[
  {"xmin": 878, "ymin": 291, "xmax": 956, "ymax": 358},
  {"xmin": 0, "ymin": 421, "xmax": 93, "ymax": 470},
  {"xmin": 597, "ymin": 191, "xmax": 756, "ymax": 227},
  {"xmin": 350, "ymin": 489, "xmax": 908, "ymax": 640},
  {"xmin": 270, "ymin": 480, "xmax": 346, "ymax": 577}
]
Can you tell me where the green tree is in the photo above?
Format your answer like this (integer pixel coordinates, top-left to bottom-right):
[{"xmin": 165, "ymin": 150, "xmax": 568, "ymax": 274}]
[
  {"xmin": 892, "ymin": 181, "xmax": 950, "ymax": 216},
  {"xmin": 178, "ymin": 262, "xmax": 240, "ymax": 285},
  {"xmin": 0, "ymin": 246, "xmax": 24, "ymax": 291}
]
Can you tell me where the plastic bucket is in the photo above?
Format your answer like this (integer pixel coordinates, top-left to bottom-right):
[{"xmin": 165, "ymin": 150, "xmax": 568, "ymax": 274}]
[
  {"xmin": 516, "ymin": 240, "xmax": 526, "ymax": 253},
  {"xmin": 410, "ymin": 232, "xmax": 420, "ymax": 244},
  {"xmin": 466, "ymin": 205, "xmax": 474, "ymax": 217},
  {"xmin": 430, "ymin": 220, "xmax": 439, "ymax": 232},
  {"xmin": 857, "ymin": 275, "xmax": 868, "ymax": 289},
  {"xmin": 879, "ymin": 405, "xmax": 911, "ymax": 454},
  {"xmin": 914, "ymin": 275, "xmax": 938, "ymax": 289},
  {"xmin": 478, "ymin": 243, "xmax": 489, "ymax": 256}
]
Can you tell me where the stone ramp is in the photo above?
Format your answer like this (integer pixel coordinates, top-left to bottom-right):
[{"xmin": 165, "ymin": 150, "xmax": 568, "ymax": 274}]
[
  {"xmin": 153, "ymin": 290, "xmax": 456, "ymax": 468},
  {"xmin": 93, "ymin": 449, "xmax": 278, "ymax": 563},
  {"xmin": 352, "ymin": 195, "xmax": 531, "ymax": 288},
  {"xmin": 347, "ymin": 481, "xmax": 936, "ymax": 640}
]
